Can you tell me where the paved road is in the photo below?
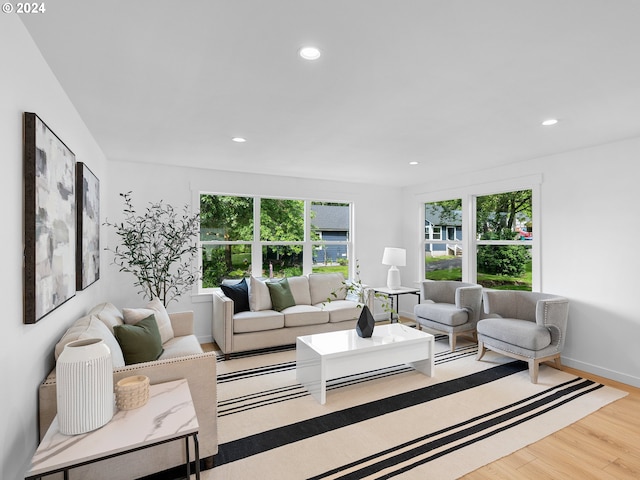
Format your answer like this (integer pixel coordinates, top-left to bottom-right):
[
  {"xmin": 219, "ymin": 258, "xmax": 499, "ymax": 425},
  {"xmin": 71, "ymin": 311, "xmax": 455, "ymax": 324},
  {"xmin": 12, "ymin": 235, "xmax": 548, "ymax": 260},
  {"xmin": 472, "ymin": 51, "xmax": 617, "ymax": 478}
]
[{"xmin": 425, "ymin": 258, "xmax": 462, "ymax": 271}]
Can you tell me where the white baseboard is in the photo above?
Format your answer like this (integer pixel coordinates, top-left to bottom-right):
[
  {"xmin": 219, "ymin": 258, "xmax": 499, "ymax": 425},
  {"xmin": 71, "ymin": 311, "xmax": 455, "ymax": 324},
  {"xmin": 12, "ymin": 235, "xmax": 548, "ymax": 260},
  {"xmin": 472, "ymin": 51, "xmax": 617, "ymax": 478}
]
[{"xmin": 561, "ymin": 356, "xmax": 640, "ymax": 388}]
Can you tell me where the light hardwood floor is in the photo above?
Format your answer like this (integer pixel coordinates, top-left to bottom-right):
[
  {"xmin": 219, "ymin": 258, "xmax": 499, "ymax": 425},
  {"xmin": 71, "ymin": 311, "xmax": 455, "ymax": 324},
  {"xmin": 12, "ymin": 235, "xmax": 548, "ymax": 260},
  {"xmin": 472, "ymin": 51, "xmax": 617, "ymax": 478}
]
[
  {"xmin": 459, "ymin": 366, "xmax": 640, "ymax": 479},
  {"xmin": 203, "ymin": 336, "xmax": 640, "ymax": 479}
]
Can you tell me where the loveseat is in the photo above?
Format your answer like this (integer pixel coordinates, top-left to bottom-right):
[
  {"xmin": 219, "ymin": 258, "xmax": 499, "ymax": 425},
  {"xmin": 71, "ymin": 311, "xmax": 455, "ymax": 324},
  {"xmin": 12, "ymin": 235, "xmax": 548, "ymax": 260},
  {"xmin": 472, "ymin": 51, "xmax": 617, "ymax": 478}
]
[
  {"xmin": 212, "ymin": 273, "xmax": 369, "ymax": 358},
  {"xmin": 38, "ymin": 301, "xmax": 218, "ymax": 480}
]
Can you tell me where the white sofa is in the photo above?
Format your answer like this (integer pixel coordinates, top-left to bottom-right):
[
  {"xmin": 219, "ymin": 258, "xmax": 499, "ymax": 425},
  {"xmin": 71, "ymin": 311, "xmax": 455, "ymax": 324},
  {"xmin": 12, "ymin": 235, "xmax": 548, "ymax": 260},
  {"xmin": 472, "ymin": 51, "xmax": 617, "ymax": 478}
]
[
  {"xmin": 212, "ymin": 273, "xmax": 369, "ymax": 358},
  {"xmin": 38, "ymin": 302, "xmax": 218, "ymax": 480}
]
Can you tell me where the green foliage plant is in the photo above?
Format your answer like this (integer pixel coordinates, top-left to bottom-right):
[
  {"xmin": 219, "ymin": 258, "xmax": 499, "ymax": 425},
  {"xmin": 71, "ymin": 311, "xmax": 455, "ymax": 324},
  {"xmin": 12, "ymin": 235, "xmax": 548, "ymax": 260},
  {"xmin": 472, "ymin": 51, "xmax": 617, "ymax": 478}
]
[
  {"xmin": 325, "ymin": 260, "xmax": 394, "ymax": 316},
  {"xmin": 104, "ymin": 192, "xmax": 201, "ymax": 306}
]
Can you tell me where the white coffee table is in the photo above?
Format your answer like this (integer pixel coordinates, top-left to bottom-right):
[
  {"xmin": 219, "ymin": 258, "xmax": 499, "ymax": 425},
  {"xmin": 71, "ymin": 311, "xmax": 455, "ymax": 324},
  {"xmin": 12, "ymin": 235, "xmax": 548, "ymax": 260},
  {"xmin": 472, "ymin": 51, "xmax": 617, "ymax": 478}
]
[{"xmin": 296, "ymin": 323, "xmax": 434, "ymax": 404}]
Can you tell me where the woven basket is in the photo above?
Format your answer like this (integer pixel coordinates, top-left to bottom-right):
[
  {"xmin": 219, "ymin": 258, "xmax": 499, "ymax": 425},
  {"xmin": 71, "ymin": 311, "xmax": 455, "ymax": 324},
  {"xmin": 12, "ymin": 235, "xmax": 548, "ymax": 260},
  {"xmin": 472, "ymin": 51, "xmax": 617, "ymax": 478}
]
[{"xmin": 115, "ymin": 375, "xmax": 150, "ymax": 410}]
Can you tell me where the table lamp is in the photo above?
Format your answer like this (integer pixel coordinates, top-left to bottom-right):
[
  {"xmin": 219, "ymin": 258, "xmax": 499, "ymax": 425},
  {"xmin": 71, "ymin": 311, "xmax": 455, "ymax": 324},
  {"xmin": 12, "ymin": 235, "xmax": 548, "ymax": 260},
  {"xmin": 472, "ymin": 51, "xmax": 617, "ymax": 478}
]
[{"xmin": 382, "ymin": 247, "xmax": 406, "ymax": 290}]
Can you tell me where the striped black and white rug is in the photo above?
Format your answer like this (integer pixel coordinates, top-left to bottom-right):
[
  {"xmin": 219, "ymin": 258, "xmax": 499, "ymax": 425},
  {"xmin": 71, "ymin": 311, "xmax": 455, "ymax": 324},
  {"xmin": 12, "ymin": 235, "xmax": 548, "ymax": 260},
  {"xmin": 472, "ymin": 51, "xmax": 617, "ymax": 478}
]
[{"xmin": 212, "ymin": 337, "xmax": 625, "ymax": 479}]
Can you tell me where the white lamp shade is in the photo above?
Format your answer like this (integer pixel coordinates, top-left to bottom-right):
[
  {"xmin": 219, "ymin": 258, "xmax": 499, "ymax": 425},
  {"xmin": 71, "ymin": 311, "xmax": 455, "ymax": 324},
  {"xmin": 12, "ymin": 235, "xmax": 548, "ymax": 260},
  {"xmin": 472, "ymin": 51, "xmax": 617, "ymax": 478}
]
[{"xmin": 382, "ymin": 247, "xmax": 406, "ymax": 267}]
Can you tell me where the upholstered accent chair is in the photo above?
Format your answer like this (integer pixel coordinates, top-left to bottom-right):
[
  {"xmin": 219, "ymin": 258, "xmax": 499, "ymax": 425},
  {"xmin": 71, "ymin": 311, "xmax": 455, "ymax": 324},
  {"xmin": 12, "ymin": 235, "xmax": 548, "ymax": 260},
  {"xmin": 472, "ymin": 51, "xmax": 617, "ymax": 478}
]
[
  {"xmin": 414, "ymin": 280, "xmax": 483, "ymax": 352},
  {"xmin": 476, "ymin": 290, "xmax": 569, "ymax": 383}
]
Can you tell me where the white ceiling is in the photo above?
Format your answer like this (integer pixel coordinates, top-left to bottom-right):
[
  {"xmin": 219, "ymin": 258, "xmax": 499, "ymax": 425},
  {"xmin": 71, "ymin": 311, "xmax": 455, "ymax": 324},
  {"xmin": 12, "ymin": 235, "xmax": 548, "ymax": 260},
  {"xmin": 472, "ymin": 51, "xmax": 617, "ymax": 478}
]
[{"xmin": 21, "ymin": 0, "xmax": 640, "ymax": 187}]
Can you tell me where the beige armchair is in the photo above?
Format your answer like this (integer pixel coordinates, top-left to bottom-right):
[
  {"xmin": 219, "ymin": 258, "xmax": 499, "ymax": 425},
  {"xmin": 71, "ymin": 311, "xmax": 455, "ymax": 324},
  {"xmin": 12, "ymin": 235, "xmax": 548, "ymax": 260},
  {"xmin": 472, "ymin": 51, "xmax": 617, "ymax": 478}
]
[
  {"xmin": 414, "ymin": 280, "xmax": 483, "ymax": 352},
  {"xmin": 476, "ymin": 290, "xmax": 569, "ymax": 383}
]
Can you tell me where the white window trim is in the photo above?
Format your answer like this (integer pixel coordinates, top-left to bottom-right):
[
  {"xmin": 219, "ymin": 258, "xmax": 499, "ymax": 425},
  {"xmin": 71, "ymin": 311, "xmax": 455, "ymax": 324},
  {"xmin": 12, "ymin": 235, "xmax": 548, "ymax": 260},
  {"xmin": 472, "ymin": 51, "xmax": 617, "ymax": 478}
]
[
  {"xmin": 193, "ymin": 192, "xmax": 353, "ymax": 295},
  {"xmin": 417, "ymin": 174, "xmax": 542, "ymax": 291}
]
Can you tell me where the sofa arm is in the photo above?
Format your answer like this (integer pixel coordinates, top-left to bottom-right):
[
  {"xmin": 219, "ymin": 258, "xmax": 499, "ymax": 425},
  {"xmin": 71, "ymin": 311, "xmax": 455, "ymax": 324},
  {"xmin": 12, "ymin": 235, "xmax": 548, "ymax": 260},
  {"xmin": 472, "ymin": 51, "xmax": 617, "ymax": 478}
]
[
  {"xmin": 168, "ymin": 310, "xmax": 194, "ymax": 337},
  {"xmin": 455, "ymin": 286, "xmax": 483, "ymax": 322},
  {"xmin": 212, "ymin": 290, "xmax": 234, "ymax": 355}
]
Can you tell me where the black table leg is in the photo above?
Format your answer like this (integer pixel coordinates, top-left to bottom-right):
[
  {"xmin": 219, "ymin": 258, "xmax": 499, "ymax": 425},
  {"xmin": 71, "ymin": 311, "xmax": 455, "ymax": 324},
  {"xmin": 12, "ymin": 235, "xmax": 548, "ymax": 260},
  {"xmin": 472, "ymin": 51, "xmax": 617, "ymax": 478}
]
[
  {"xmin": 194, "ymin": 433, "xmax": 200, "ymax": 480},
  {"xmin": 185, "ymin": 437, "xmax": 191, "ymax": 479}
]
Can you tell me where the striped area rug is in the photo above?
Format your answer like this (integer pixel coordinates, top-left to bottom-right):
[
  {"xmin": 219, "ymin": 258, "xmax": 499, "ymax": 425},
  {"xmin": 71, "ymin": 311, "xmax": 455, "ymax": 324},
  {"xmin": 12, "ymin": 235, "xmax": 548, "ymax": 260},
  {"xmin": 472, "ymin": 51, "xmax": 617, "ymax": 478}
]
[{"xmin": 212, "ymin": 336, "xmax": 626, "ymax": 479}]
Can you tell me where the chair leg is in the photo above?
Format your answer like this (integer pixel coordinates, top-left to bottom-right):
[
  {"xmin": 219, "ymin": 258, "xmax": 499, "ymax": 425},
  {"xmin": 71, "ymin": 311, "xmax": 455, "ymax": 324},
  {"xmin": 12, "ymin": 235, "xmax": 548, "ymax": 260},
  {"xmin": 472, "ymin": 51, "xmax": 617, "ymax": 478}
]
[
  {"xmin": 553, "ymin": 355, "xmax": 562, "ymax": 370},
  {"xmin": 528, "ymin": 359, "xmax": 539, "ymax": 384},
  {"xmin": 476, "ymin": 340, "xmax": 486, "ymax": 361},
  {"xmin": 449, "ymin": 334, "xmax": 456, "ymax": 352}
]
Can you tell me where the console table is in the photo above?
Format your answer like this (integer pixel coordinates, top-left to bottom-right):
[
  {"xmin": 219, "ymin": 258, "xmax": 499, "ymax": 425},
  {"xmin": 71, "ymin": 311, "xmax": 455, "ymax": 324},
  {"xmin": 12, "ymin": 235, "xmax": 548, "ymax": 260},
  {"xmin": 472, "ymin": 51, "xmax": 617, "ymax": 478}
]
[
  {"xmin": 26, "ymin": 378, "xmax": 200, "ymax": 480},
  {"xmin": 371, "ymin": 286, "xmax": 420, "ymax": 323}
]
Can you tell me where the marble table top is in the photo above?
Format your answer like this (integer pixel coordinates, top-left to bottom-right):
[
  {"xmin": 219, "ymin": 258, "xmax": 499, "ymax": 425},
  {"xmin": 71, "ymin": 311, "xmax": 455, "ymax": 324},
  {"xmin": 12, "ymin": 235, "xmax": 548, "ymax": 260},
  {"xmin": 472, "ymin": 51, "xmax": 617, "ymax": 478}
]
[{"xmin": 26, "ymin": 378, "xmax": 198, "ymax": 478}]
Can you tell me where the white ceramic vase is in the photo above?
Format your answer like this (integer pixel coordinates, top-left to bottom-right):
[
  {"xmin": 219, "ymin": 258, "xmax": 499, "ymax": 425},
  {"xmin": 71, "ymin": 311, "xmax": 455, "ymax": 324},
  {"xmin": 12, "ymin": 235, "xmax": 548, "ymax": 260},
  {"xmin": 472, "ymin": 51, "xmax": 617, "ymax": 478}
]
[{"xmin": 56, "ymin": 338, "xmax": 114, "ymax": 435}]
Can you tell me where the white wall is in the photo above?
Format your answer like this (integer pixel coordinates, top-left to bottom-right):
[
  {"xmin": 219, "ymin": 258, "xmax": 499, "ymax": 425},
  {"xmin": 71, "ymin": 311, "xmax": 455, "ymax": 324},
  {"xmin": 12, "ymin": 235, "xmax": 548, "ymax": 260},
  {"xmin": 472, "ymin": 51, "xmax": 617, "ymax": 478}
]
[
  {"xmin": 105, "ymin": 160, "xmax": 403, "ymax": 340},
  {"xmin": 1, "ymin": 15, "xmax": 110, "ymax": 479},
  {"xmin": 403, "ymin": 138, "xmax": 640, "ymax": 387}
]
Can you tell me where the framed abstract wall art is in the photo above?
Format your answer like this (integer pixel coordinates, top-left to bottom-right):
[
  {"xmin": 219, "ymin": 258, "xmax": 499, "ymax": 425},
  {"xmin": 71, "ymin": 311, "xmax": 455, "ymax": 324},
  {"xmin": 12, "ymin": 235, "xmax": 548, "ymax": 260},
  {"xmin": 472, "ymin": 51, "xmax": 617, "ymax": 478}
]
[
  {"xmin": 23, "ymin": 112, "xmax": 76, "ymax": 324},
  {"xmin": 76, "ymin": 162, "xmax": 100, "ymax": 290}
]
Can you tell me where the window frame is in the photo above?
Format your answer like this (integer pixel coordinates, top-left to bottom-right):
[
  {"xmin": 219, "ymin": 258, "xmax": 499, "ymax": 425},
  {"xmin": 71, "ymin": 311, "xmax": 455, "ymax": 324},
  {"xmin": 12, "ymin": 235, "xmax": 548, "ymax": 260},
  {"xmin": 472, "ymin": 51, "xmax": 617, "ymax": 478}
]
[
  {"xmin": 418, "ymin": 174, "xmax": 541, "ymax": 291},
  {"xmin": 197, "ymin": 192, "xmax": 353, "ymax": 290}
]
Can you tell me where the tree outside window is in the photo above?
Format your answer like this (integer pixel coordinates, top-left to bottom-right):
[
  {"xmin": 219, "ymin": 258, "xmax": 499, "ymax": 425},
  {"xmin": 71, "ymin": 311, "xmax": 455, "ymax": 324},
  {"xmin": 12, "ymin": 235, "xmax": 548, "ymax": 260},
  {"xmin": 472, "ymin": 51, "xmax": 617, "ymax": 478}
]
[
  {"xmin": 200, "ymin": 195, "xmax": 253, "ymax": 287},
  {"xmin": 199, "ymin": 195, "xmax": 351, "ymax": 287},
  {"xmin": 476, "ymin": 189, "xmax": 532, "ymax": 290}
]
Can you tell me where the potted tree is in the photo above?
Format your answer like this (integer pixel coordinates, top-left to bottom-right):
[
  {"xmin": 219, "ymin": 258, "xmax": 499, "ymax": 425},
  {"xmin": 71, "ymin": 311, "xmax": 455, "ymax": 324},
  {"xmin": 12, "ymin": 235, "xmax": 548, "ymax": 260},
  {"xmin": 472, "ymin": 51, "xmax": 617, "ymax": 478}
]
[{"xmin": 104, "ymin": 192, "xmax": 201, "ymax": 306}]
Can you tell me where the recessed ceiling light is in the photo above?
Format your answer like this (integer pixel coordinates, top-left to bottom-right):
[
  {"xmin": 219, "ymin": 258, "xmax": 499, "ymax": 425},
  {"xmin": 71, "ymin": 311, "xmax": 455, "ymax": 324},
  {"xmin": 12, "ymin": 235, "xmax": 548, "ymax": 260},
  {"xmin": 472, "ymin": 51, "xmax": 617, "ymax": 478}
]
[
  {"xmin": 231, "ymin": 137, "xmax": 246, "ymax": 143},
  {"xmin": 409, "ymin": 161, "xmax": 419, "ymax": 165},
  {"xmin": 299, "ymin": 46, "xmax": 321, "ymax": 60},
  {"xmin": 541, "ymin": 118, "xmax": 559, "ymax": 126}
]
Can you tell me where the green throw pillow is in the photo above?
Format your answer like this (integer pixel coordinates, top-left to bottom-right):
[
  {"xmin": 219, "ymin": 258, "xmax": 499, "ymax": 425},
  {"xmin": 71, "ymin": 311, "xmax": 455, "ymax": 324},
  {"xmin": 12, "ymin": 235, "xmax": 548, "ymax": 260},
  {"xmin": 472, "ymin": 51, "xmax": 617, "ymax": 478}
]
[
  {"xmin": 113, "ymin": 314, "xmax": 164, "ymax": 365},
  {"xmin": 266, "ymin": 277, "xmax": 296, "ymax": 312}
]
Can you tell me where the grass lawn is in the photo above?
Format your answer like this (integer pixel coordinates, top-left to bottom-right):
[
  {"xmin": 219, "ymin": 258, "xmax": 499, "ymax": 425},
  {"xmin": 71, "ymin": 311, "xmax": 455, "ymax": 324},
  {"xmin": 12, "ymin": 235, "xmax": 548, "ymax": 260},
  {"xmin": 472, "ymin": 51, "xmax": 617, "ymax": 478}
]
[
  {"xmin": 312, "ymin": 264, "xmax": 348, "ymax": 277},
  {"xmin": 425, "ymin": 256, "xmax": 532, "ymax": 290}
]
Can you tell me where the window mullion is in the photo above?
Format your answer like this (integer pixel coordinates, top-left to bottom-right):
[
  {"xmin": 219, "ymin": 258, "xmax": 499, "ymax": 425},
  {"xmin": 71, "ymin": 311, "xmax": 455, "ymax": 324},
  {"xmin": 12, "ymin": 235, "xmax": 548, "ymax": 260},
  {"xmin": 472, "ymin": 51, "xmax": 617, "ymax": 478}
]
[{"xmin": 252, "ymin": 197, "xmax": 261, "ymax": 277}]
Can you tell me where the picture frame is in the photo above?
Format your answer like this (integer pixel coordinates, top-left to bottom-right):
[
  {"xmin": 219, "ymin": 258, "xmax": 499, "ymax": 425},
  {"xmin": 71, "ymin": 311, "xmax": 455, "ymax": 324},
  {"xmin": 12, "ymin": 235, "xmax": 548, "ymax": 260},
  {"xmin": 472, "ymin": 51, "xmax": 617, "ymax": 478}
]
[
  {"xmin": 23, "ymin": 112, "xmax": 76, "ymax": 324},
  {"xmin": 76, "ymin": 162, "xmax": 100, "ymax": 290}
]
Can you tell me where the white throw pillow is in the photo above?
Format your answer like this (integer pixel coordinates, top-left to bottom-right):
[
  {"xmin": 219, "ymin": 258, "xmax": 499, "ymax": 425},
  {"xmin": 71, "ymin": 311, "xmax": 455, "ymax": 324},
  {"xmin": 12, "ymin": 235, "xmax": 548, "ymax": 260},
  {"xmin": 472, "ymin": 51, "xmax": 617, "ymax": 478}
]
[
  {"xmin": 249, "ymin": 276, "xmax": 272, "ymax": 311},
  {"xmin": 88, "ymin": 302, "xmax": 124, "ymax": 334},
  {"xmin": 122, "ymin": 297, "xmax": 174, "ymax": 344},
  {"xmin": 55, "ymin": 315, "xmax": 126, "ymax": 368}
]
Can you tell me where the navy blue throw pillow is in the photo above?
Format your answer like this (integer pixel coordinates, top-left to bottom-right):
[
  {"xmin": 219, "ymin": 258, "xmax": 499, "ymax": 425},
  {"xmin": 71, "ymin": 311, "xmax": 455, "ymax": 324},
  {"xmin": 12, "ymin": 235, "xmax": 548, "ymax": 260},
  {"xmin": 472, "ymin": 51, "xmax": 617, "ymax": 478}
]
[{"xmin": 220, "ymin": 278, "xmax": 250, "ymax": 314}]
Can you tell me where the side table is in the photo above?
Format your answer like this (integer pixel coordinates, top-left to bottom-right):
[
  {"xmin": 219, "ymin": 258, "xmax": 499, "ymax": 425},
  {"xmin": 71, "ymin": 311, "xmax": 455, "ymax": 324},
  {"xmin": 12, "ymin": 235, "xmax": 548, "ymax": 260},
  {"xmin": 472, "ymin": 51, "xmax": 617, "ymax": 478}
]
[
  {"xmin": 371, "ymin": 286, "xmax": 421, "ymax": 323},
  {"xmin": 26, "ymin": 378, "xmax": 200, "ymax": 480}
]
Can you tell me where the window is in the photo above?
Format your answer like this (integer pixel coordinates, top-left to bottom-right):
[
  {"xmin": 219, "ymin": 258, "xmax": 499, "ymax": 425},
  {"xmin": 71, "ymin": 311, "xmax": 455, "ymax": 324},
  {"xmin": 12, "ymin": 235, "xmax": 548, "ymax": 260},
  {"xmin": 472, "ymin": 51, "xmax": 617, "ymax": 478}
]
[
  {"xmin": 200, "ymin": 195, "xmax": 253, "ymax": 287},
  {"xmin": 199, "ymin": 194, "xmax": 351, "ymax": 287},
  {"xmin": 260, "ymin": 198, "xmax": 305, "ymax": 278},
  {"xmin": 475, "ymin": 189, "xmax": 533, "ymax": 291},
  {"xmin": 424, "ymin": 200, "xmax": 463, "ymax": 281},
  {"xmin": 421, "ymin": 186, "xmax": 536, "ymax": 290},
  {"xmin": 310, "ymin": 202, "xmax": 350, "ymax": 277}
]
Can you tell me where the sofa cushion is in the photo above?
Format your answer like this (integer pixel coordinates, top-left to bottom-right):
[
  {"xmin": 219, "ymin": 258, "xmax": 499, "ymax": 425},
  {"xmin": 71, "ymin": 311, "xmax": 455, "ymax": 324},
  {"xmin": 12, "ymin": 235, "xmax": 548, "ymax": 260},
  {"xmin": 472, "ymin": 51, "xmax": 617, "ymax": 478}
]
[
  {"xmin": 318, "ymin": 300, "xmax": 361, "ymax": 323},
  {"xmin": 160, "ymin": 334, "xmax": 204, "ymax": 359},
  {"xmin": 282, "ymin": 305, "xmax": 329, "ymax": 327},
  {"xmin": 55, "ymin": 315, "xmax": 126, "ymax": 368},
  {"xmin": 249, "ymin": 276, "xmax": 272, "ymax": 311},
  {"xmin": 287, "ymin": 276, "xmax": 312, "ymax": 305},
  {"xmin": 414, "ymin": 301, "xmax": 469, "ymax": 327},
  {"xmin": 478, "ymin": 317, "xmax": 552, "ymax": 351},
  {"xmin": 146, "ymin": 297, "xmax": 175, "ymax": 343},
  {"xmin": 266, "ymin": 278, "xmax": 296, "ymax": 312},
  {"xmin": 88, "ymin": 302, "xmax": 124, "ymax": 334},
  {"xmin": 220, "ymin": 277, "xmax": 250, "ymax": 313},
  {"xmin": 113, "ymin": 314, "xmax": 164, "ymax": 365},
  {"xmin": 122, "ymin": 297, "xmax": 174, "ymax": 344},
  {"xmin": 309, "ymin": 273, "xmax": 347, "ymax": 305},
  {"xmin": 233, "ymin": 310, "xmax": 285, "ymax": 333}
]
